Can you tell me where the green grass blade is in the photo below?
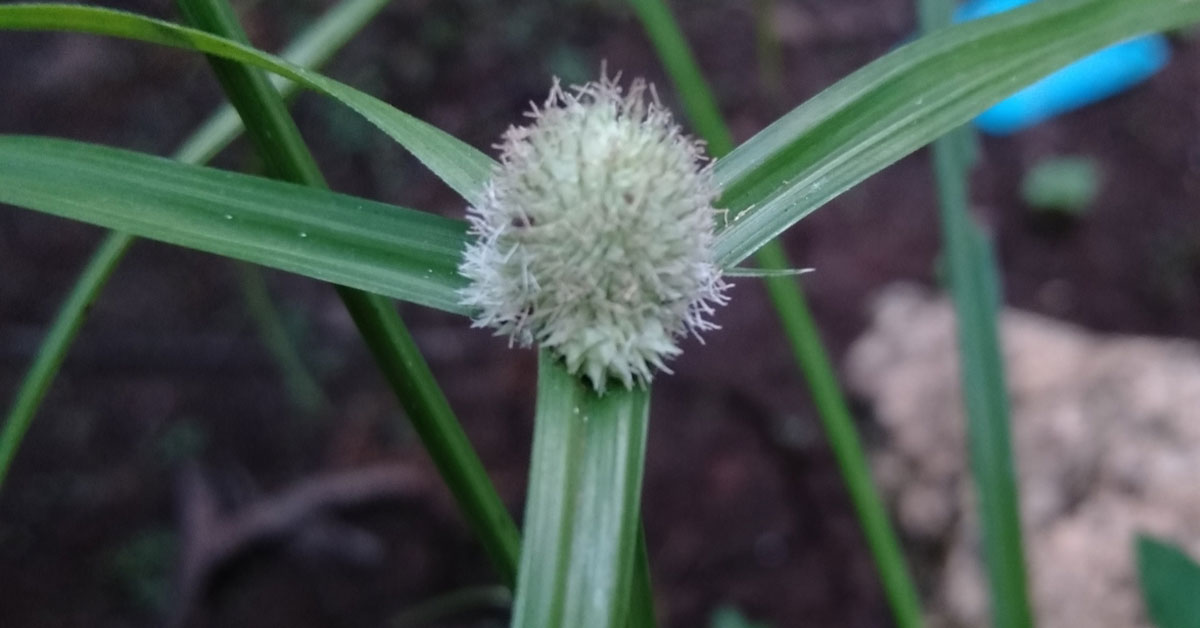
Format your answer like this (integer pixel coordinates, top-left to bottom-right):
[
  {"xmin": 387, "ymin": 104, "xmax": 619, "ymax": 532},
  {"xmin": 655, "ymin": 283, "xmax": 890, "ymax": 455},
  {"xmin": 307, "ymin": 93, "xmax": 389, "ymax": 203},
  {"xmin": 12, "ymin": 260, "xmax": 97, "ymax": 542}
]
[
  {"xmin": 0, "ymin": 3, "xmax": 495, "ymax": 203},
  {"xmin": 173, "ymin": 0, "xmax": 333, "ymax": 424},
  {"xmin": 626, "ymin": 0, "xmax": 733, "ymax": 154},
  {"xmin": 931, "ymin": 136, "xmax": 1032, "ymax": 628},
  {"xmin": 710, "ymin": 0, "xmax": 1200, "ymax": 267},
  {"xmin": 233, "ymin": 262, "xmax": 330, "ymax": 417},
  {"xmin": 175, "ymin": 0, "xmax": 391, "ymax": 164},
  {"xmin": 1137, "ymin": 535, "xmax": 1200, "ymax": 628},
  {"xmin": 917, "ymin": 2, "xmax": 1032, "ymax": 626},
  {"xmin": 627, "ymin": 1, "xmax": 924, "ymax": 626},
  {"xmin": 340, "ymin": 292, "xmax": 521, "ymax": 585},
  {"xmin": 512, "ymin": 352, "xmax": 650, "ymax": 628},
  {"xmin": 0, "ymin": 232, "xmax": 133, "ymax": 487},
  {"xmin": 756, "ymin": 245, "xmax": 926, "ymax": 628},
  {"xmin": 174, "ymin": 0, "xmax": 520, "ymax": 585},
  {"xmin": 0, "ymin": 136, "xmax": 469, "ymax": 313},
  {"xmin": 947, "ymin": 224, "xmax": 1030, "ymax": 628},
  {"xmin": 175, "ymin": 0, "xmax": 326, "ymax": 184},
  {"xmin": 0, "ymin": 0, "xmax": 391, "ymax": 491}
]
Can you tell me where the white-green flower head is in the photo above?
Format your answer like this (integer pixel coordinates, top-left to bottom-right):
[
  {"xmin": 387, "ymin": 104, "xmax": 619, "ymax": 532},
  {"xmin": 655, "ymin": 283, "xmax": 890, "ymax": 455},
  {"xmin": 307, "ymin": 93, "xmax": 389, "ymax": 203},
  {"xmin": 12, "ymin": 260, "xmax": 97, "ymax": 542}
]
[{"xmin": 458, "ymin": 73, "xmax": 730, "ymax": 392}]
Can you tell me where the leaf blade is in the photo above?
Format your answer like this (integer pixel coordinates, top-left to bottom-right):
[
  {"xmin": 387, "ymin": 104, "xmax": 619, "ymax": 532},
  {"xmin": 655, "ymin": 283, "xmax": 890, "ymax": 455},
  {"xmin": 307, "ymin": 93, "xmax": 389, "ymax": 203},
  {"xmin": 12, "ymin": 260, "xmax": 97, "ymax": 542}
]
[
  {"xmin": 0, "ymin": 135, "xmax": 469, "ymax": 314},
  {"xmin": 0, "ymin": 0, "xmax": 394, "ymax": 491},
  {"xmin": 174, "ymin": 0, "xmax": 522, "ymax": 587},
  {"xmin": 628, "ymin": 1, "xmax": 925, "ymax": 626},
  {"xmin": 0, "ymin": 3, "xmax": 496, "ymax": 202},
  {"xmin": 916, "ymin": 2, "xmax": 1032, "ymax": 624},
  {"xmin": 711, "ymin": 0, "xmax": 1200, "ymax": 266},
  {"xmin": 1137, "ymin": 535, "xmax": 1200, "ymax": 628}
]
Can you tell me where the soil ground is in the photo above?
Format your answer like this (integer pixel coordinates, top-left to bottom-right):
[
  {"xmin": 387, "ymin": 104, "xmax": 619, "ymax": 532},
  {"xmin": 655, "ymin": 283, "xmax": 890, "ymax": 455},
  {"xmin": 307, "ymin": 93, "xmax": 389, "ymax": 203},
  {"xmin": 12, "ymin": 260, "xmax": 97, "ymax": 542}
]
[{"xmin": 1, "ymin": 1, "xmax": 1197, "ymax": 626}]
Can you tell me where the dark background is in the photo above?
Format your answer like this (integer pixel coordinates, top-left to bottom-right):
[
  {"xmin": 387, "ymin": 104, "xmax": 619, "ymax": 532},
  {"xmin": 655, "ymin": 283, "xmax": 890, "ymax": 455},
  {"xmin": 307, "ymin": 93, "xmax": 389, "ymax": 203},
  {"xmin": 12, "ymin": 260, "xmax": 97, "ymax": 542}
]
[{"xmin": 1, "ymin": 0, "xmax": 1198, "ymax": 625}]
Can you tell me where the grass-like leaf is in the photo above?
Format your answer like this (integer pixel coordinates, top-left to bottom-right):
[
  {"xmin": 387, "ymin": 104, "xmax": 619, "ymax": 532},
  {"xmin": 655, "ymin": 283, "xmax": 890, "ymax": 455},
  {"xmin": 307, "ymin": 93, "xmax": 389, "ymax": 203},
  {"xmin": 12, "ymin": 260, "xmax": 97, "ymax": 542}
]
[
  {"xmin": 5, "ymin": 0, "xmax": 1193, "ymax": 270},
  {"xmin": 1137, "ymin": 535, "xmax": 1200, "ymax": 628},
  {"xmin": 175, "ymin": 0, "xmax": 393, "ymax": 165},
  {"xmin": 0, "ymin": 3, "xmax": 495, "ymax": 203},
  {"xmin": 0, "ymin": 0, "xmax": 393, "ymax": 490},
  {"xmin": 176, "ymin": 0, "xmax": 521, "ymax": 586},
  {"xmin": 0, "ymin": 234, "xmax": 133, "ymax": 486},
  {"xmin": 627, "ymin": 1, "xmax": 924, "ymax": 625},
  {"xmin": 918, "ymin": 1, "xmax": 1032, "ymax": 625},
  {"xmin": 512, "ymin": 353, "xmax": 650, "ymax": 628},
  {"xmin": 711, "ymin": 0, "xmax": 1200, "ymax": 267},
  {"xmin": 0, "ymin": 136, "xmax": 469, "ymax": 313}
]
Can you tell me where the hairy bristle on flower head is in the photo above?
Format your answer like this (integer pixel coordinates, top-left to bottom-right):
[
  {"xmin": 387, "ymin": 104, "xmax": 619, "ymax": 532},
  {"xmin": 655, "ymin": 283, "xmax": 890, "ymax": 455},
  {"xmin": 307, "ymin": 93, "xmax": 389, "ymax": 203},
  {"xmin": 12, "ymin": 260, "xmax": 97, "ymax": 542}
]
[{"xmin": 458, "ymin": 73, "xmax": 729, "ymax": 392}]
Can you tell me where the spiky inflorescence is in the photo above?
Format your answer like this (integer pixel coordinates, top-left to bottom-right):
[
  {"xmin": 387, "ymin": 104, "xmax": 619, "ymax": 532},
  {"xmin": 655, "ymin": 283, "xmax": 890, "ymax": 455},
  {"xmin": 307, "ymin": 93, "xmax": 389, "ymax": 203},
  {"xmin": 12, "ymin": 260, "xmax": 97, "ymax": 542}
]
[{"xmin": 458, "ymin": 74, "xmax": 729, "ymax": 392}]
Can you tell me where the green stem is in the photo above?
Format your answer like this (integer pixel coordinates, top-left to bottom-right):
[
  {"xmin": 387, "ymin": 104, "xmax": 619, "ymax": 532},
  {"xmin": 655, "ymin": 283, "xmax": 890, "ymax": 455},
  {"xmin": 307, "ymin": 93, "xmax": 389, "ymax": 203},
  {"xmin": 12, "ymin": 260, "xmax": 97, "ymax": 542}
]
[
  {"xmin": 757, "ymin": 241, "xmax": 924, "ymax": 627},
  {"xmin": 233, "ymin": 263, "xmax": 330, "ymax": 418},
  {"xmin": 627, "ymin": 1, "xmax": 924, "ymax": 626},
  {"xmin": 930, "ymin": 138, "xmax": 1033, "ymax": 628},
  {"xmin": 0, "ymin": 0, "xmax": 392, "ymax": 491},
  {"xmin": 918, "ymin": 3, "xmax": 1034, "ymax": 627},
  {"xmin": 176, "ymin": 0, "xmax": 519, "ymax": 586},
  {"xmin": 511, "ymin": 353, "xmax": 650, "ymax": 628},
  {"xmin": 0, "ymin": 232, "xmax": 132, "ymax": 487}
]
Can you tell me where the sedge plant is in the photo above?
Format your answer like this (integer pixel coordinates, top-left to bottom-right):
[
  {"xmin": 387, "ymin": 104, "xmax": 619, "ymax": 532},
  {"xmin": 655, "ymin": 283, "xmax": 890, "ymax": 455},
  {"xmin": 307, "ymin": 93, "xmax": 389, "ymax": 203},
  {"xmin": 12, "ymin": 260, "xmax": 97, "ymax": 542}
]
[{"xmin": 2, "ymin": 0, "xmax": 1199, "ymax": 626}]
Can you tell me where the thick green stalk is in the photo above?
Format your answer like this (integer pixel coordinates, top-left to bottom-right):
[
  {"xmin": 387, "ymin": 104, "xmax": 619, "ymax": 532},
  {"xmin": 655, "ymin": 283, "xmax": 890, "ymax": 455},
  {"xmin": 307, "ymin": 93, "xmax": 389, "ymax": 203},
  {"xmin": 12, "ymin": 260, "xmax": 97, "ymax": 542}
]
[
  {"xmin": 175, "ymin": 0, "xmax": 519, "ymax": 586},
  {"xmin": 0, "ymin": 0, "xmax": 391, "ymax": 491},
  {"xmin": 627, "ymin": 1, "xmax": 924, "ymax": 626},
  {"xmin": 918, "ymin": 2, "xmax": 1034, "ymax": 627},
  {"xmin": 511, "ymin": 353, "xmax": 650, "ymax": 628}
]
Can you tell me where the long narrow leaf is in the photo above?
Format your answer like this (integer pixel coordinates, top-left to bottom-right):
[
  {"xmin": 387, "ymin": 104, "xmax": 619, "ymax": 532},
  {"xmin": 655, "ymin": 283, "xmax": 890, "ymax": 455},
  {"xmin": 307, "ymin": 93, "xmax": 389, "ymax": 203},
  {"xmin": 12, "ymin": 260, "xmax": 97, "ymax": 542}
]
[
  {"xmin": 917, "ymin": 1, "xmax": 1033, "ymax": 626},
  {"xmin": 175, "ymin": 0, "xmax": 392, "ymax": 164},
  {"xmin": 0, "ymin": 3, "xmax": 495, "ymax": 203},
  {"xmin": 627, "ymin": 1, "xmax": 924, "ymax": 626},
  {"xmin": 0, "ymin": 0, "xmax": 392, "ymax": 491},
  {"xmin": 711, "ymin": 0, "xmax": 1200, "ymax": 266},
  {"xmin": 512, "ymin": 353, "xmax": 650, "ymax": 628},
  {"xmin": 0, "ymin": 234, "xmax": 132, "ymax": 486},
  {"xmin": 179, "ymin": 0, "xmax": 521, "ymax": 584},
  {"xmin": 0, "ymin": 136, "xmax": 469, "ymax": 313},
  {"xmin": 931, "ymin": 151, "xmax": 1031, "ymax": 628}
]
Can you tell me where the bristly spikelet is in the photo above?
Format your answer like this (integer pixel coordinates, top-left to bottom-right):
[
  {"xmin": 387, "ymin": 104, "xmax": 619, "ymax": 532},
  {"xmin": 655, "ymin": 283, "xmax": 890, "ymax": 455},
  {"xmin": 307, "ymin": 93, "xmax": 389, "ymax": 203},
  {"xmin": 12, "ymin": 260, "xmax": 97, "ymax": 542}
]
[{"xmin": 458, "ymin": 73, "xmax": 729, "ymax": 393}]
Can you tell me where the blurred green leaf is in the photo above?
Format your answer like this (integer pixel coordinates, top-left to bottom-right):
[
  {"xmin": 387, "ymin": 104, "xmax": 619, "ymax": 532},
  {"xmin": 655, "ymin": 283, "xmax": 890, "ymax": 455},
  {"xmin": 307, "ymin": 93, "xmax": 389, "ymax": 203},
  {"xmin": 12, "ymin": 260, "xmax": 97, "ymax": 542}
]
[
  {"xmin": 1021, "ymin": 156, "xmax": 1101, "ymax": 214},
  {"xmin": 154, "ymin": 420, "xmax": 207, "ymax": 465},
  {"xmin": 710, "ymin": 605, "xmax": 770, "ymax": 628},
  {"xmin": 108, "ymin": 529, "xmax": 177, "ymax": 614},
  {"xmin": 1137, "ymin": 535, "xmax": 1200, "ymax": 628},
  {"xmin": 918, "ymin": 0, "xmax": 1033, "ymax": 626}
]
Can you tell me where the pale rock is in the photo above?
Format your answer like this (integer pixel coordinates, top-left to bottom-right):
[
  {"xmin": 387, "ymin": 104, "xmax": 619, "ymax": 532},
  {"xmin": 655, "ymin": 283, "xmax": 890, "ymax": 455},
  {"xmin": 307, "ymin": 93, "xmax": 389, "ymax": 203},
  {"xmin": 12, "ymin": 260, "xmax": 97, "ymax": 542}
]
[{"xmin": 845, "ymin": 283, "xmax": 1200, "ymax": 628}]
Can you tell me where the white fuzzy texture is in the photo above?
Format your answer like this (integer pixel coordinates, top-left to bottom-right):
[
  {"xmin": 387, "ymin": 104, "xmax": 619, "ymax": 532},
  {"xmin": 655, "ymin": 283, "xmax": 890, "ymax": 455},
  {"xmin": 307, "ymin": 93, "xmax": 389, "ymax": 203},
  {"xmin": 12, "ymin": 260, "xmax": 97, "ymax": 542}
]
[{"xmin": 458, "ymin": 75, "xmax": 729, "ymax": 392}]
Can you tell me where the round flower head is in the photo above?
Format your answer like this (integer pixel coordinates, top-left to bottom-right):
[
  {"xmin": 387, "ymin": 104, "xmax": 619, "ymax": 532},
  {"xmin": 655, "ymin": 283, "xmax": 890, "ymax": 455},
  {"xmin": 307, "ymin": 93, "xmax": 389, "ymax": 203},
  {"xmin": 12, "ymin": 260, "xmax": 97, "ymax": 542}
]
[{"xmin": 458, "ymin": 74, "xmax": 729, "ymax": 392}]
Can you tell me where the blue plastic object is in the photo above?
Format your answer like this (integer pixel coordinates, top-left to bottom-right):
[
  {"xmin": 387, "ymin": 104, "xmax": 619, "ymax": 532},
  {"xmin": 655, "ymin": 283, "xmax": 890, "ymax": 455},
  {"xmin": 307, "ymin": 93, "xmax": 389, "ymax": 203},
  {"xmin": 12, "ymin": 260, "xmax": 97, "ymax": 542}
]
[{"xmin": 956, "ymin": 0, "xmax": 1171, "ymax": 135}]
